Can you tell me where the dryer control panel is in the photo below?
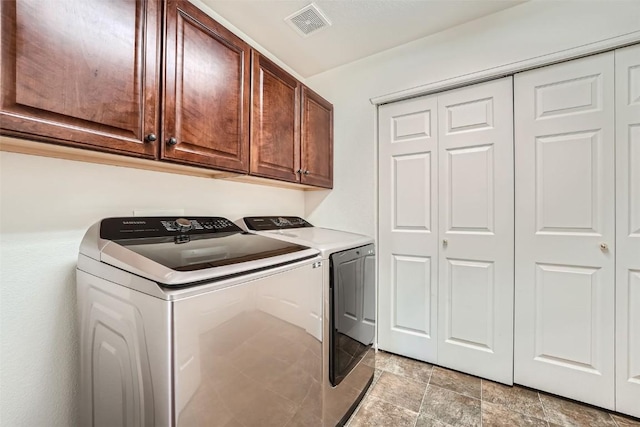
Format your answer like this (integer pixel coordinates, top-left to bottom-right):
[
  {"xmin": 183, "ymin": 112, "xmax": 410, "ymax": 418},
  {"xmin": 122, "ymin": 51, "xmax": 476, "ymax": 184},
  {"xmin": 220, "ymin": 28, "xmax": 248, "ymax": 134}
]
[{"xmin": 243, "ymin": 216, "xmax": 313, "ymax": 231}]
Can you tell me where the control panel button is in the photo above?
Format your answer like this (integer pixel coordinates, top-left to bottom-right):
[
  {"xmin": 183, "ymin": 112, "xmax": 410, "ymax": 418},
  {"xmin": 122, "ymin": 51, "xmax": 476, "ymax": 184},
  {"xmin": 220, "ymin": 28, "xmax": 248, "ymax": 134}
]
[{"xmin": 174, "ymin": 218, "xmax": 193, "ymax": 232}]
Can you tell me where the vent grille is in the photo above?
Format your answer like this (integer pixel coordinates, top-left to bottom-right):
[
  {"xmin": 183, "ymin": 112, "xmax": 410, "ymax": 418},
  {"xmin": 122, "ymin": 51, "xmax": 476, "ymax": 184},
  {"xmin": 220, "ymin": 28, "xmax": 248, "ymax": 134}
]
[{"xmin": 285, "ymin": 3, "xmax": 331, "ymax": 37}]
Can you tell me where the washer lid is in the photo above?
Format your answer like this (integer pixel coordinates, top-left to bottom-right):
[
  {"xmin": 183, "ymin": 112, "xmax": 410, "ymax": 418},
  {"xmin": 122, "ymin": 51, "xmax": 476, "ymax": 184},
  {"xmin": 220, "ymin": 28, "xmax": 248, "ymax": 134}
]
[{"xmin": 86, "ymin": 217, "xmax": 319, "ymax": 286}]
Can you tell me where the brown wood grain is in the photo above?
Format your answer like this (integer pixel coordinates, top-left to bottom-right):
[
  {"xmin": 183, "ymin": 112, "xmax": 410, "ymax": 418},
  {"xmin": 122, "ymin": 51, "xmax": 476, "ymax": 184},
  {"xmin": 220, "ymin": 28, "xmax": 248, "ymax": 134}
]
[
  {"xmin": 250, "ymin": 51, "xmax": 301, "ymax": 182},
  {"xmin": 301, "ymin": 85, "xmax": 333, "ymax": 188},
  {"xmin": 162, "ymin": 0, "xmax": 250, "ymax": 173},
  {"xmin": 0, "ymin": 0, "xmax": 160, "ymax": 158}
]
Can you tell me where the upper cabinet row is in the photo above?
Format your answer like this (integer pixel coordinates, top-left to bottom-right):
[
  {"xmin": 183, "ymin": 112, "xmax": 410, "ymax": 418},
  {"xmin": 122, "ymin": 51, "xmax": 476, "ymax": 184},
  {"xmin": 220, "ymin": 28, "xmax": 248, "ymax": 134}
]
[{"xmin": 0, "ymin": 0, "xmax": 333, "ymax": 188}]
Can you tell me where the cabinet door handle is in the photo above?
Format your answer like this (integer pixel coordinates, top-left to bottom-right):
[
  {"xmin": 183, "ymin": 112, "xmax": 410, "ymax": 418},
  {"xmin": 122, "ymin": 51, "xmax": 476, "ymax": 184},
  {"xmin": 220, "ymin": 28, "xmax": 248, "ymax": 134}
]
[
  {"xmin": 167, "ymin": 137, "xmax": 178, "ymax": 146},
  {"xmin": 600, "ymin": 242, "xmax": 608, "ymax": 251},
  {"xmin": 443, "ymin": 239, "xmax": 448, "ymax": 248},
  {"xmin": 145, "ymin": 133, "xmax": 157, "ymax": 143},
  {"xmin": 303, "ymin": 170, "xmax": 310, "ymax": 175},
  {"xmin": 297, "ymin": 169, "xmax": 303, "ymax": 174}
]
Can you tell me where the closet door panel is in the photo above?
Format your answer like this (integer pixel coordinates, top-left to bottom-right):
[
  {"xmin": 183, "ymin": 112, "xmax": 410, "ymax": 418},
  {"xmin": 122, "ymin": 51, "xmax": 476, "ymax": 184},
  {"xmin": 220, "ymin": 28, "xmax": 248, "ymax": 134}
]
[
  {"xmin": 615, "ymin": 43, "xmax": 640, "ymax": 418},
  {"xmin": 514, "ymin": 52, "xmax": 615, "ymax": 409},
  {"xmin": 437, "ymin": 77, "xmax": 514, "ymax": 384},
  {"xmin": 378, "ymin": 96, "xmax": 439, "ymax": 362}
]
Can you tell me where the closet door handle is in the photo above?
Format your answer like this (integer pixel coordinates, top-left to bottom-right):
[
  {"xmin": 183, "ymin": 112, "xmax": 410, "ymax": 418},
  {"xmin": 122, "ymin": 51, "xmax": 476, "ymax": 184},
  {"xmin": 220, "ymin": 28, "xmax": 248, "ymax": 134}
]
[{"xmin": 443, "ymin": 239, "xmax": 448, "ymax": 248}]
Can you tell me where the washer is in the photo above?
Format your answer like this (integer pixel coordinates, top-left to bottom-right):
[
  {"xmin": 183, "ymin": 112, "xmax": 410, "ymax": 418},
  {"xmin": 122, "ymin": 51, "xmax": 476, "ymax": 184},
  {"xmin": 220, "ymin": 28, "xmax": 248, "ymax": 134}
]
[
  {"xmin": 77, "ymin": 216, "xmax": 325, "ymax": 426},
  {"xmin": 239, "ymin": 216, "xmax": 376, "ymax": 426}
]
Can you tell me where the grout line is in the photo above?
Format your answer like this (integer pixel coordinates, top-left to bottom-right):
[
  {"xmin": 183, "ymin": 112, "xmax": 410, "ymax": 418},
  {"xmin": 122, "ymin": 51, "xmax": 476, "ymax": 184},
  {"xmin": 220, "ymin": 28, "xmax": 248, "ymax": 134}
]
[
  {"xmin": 426, "ymin": 383, "xmax": 482, "ymax": 401},
  {"xmin": 480, "ymin": 379, "xmax": 483, "ymax": 427},
  {"xmin": 412, "ymin": 366, "xmax": 434, "ymax": 427},
  {"xmin": 537, "ymin": 391, "xmax": 551, "ymax": 425},
  {"xmin": 609, "ymin": 413, "xmax": 621, "ymax": 427},
  {"xmin": 364, "ymin": 371, "xmax": 421, "ymax": 414}
]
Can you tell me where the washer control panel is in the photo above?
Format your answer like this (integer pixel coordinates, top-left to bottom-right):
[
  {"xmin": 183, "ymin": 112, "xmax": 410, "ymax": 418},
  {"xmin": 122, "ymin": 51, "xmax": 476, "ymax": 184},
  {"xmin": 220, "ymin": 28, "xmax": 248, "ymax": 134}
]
[
  {"xmin": 243, "ymin": 216, "xmax": 313, "ymax": 231},
  {"xmin": 100, "ymin": 216, "xmax": 241, "ymax": 240}
]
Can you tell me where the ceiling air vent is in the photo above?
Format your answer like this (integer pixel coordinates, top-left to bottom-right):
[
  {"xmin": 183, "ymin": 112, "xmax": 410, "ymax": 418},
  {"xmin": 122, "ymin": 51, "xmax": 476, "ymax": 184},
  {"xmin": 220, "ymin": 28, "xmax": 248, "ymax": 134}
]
[{"xmin": 285, "ymin": 3, "xmax": 332, "ymax": 38}]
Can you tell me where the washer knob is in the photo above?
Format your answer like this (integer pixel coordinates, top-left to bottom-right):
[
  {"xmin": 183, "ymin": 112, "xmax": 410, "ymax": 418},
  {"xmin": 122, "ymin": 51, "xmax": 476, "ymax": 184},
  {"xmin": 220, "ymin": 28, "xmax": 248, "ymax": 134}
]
[{"xmin": 174, "ymin": 218, "xmax": 193, "ymax": 232}]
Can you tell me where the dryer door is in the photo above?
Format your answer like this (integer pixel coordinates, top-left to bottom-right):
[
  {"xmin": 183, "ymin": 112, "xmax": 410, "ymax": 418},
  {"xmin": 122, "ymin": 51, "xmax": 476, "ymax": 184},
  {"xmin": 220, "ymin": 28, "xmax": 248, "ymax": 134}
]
[{"xmin": 329, "ymin": 244, "xmax": 376, "ymax": 386}]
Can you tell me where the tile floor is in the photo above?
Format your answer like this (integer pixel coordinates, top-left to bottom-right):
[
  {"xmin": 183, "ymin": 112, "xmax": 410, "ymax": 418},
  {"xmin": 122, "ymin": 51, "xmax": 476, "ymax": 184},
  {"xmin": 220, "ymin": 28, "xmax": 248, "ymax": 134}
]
[{"xmin": 347, "ymin": 351, "xmax": 640, "ymax": 427}]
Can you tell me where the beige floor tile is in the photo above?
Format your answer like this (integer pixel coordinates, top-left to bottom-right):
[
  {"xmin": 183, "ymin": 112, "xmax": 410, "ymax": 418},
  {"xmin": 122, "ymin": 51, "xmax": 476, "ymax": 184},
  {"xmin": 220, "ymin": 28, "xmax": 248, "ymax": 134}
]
[
  {"xmin": 419, "ymin": 384, "xmax": 481, "ymax": 427},
  {"xmin": 415, "ymin": 412, "xmax": 452, "ymax": 427},
  {"xmin": 539, "ymin": 393, "xmax": 617, "ymax": 427},
  {"xmin": 482, "ymin": 401, "xmax": 548, "ymax": 427},
  {"xmin": 367, "ymin": 371, "xmax": 427, "ymax": 412},
  {"xmin": 482, "ymin": 380, "xmax": 546, "ymax": 420},
  {"xmin": 349, "ymin": 396, "xmax": 418, "ymax": 427},
  {"xmin": 378, "ymin": 352, "xmax": 433, "ymax": 384},
  {"xmin": 429, "ymin": 366, "xmax": 482, "ymax": 399},
  {"xmin": 373, "ymin": 350, "xmax": 394, "ymax": 371},
  {"xmin": 351, "ymin": 355, "xmax": 639, "ymax": 427},
  {"xmin": 611, "ymin": 413, "xmax": 640, "ymax": 427},
  {"xmin": 415, "ymin": 412, "xmax": 450, "ymax": 427}
]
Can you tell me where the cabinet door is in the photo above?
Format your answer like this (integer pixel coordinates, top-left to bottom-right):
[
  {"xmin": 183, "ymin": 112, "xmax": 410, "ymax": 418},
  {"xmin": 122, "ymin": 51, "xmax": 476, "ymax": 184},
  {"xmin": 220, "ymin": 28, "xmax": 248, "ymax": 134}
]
[
  {"xmin": 250, "ymin": 52, "xmax": 300, "ymax": 182},
  {"xmin": 615, "ymin": 43, "xmax": 640, "ymax": 419},
  {"xmin": 301, "ymin": 86, "xmax": 333, "ymax": 188},
  {"xmin": 437, "ymin": 77, "xmax": 514, "ymax": 384},
  {"xmin": 0, "ymin": 0, "xmax": 160, "ymax": 158},
  {"xmin": 514, "ymin": 53, "xmax": 615, "ymax": 408},
  {"xmin": 163, "ymin": 0, "xmax": 250, "ymax": 173},
  {"xmin": 378, "ymin": 96, "xmax": 439, "ymax": 363}
]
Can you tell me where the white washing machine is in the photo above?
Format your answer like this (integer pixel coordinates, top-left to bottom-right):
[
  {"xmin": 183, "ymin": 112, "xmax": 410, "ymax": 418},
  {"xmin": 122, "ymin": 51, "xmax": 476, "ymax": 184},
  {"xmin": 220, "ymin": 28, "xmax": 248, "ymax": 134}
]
[
  {"xmin": 77, "ymin": 216, "xmax": 326, "ymax": 426},
  {"xmin": 239, "ymin": 216, "xmax": 376, "ymax": 426}
]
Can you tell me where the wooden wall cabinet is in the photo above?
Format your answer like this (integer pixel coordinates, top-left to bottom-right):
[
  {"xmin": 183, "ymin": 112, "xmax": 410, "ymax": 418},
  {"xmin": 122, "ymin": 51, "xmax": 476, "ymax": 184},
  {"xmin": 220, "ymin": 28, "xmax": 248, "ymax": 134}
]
[
  {"xmin": 1, "ymin": 0, "xmax": 331, "ymax": 186},
  {"xmin": 0, "ymin": 0, "xmax": 161, "ymax": 158},
  {"xmin": 301, "ymin": 86, "xmax": 333, "ymax": 188},
  {"xmin": 250, "ymin": 52, "xmax": 301, "ymax": 182},
  {"xmin": 251, "ymin": 52, "xmax": 333, "ymax": 188},
  {"xmin": 163, "ymin": 0, "xmax": 250, "ymax": 173}
]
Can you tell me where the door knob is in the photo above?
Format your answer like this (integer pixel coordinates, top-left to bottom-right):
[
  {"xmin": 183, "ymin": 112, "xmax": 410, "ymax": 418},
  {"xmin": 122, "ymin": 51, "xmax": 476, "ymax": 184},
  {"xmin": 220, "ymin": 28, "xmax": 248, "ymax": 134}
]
[
  {"xmin": 297, "ymin": 169, "xmax": 303, "ymax": 174},
  {"xmin": 600, "ymin": 243, "xmax": 608, "ymax": 251},
  {"xmin": 443, "ymin": 239, "xmax": 448, "ymax": 248},
  {"xmin": 303, "ymin": 170, "xmax": 310, "ymax": 175},
  {"xmin": 167, "ymin": 137, "xmax": 178, "ymax": 146},
  {"xmin": 145, "ymin": 133, "xmax": 157, "ymax": 143}
]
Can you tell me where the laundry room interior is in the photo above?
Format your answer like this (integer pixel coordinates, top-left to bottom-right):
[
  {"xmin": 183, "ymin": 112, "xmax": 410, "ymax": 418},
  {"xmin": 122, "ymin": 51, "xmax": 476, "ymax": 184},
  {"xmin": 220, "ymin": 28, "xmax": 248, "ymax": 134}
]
[{"xmin": 1, "ymin": 0, "xmax": 639, "ymax": 426}]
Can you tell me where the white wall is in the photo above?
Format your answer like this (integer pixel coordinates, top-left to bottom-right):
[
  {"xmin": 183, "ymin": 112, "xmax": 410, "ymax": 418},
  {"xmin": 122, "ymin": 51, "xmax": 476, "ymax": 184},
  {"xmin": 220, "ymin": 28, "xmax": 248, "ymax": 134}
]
[
  {"xmin": 304, "ymin": 1, "xmax": 640, "ymax": 237},
  {"xmin": 0, "ymin": 152, "xmax": 305, "ymax": 426}
]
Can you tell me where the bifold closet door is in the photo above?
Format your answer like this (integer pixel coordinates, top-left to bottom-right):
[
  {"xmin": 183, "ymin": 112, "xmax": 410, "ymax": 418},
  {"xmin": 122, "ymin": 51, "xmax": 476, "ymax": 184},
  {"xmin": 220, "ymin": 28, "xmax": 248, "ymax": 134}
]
[
  {"xmin": 378, "ymin": 96, "xmax": 439, "ymax": 362},
  {"xmin": 514, "ymin": 52, "xmax": 615, "ymax": 409},
  {"xmin": 437, "ymin": 77, "xmax": 515, "ymax": 385},
  {"xmin": 615, "ymin": 43, "xmax": 640, "ymax": 418}
]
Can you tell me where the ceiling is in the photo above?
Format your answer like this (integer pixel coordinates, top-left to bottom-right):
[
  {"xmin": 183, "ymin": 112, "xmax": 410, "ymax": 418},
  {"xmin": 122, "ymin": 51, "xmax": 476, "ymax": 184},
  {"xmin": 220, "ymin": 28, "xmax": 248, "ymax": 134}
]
[{"xmin": 202, "ymin": 0, "xmax": 526, "ymax": 78}]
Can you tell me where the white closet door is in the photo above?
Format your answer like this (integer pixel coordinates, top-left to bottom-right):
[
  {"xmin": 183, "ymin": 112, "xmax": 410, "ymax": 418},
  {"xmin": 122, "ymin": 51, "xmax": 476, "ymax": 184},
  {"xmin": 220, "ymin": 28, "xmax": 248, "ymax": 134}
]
[
  {"xmin": 615, "ymin": 43, "xmax": 640, "ymax": 419},
  {"xmin": 436, "ymin": 77, "xmax": 514, "ymax": 384},
  {"xmin": 378, "ymin": 96, "xmax": 439, "ymax": 362},
  {"xmin": 514, "ymin": 53, "xmax": 615, "ymax": 408}
]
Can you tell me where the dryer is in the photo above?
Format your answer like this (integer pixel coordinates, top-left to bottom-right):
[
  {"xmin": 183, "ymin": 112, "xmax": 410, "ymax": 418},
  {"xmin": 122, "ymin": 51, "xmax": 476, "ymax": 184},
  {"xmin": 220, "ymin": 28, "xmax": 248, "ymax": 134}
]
[
  {"xmin": 239, "ymin": 216, "xmax": 376, "ymax": 426},
  {"xmin": 77, "ymin": 216, "xmax": 325, "ymax": 426}
]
